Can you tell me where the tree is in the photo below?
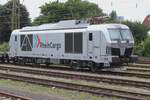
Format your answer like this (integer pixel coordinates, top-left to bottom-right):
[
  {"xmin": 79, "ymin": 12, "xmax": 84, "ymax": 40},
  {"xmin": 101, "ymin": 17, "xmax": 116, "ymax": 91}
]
[
  {"xmin": 109, "ymin": 10, "xmax": 117, "ymax": 21},
  {"xmin": 0, "ymin": 0, "xmax": 31, "ymax": 42},
  {"xmin": 136, "ymin": 37, "xmax": 150, "ymax": 57},
  {"xmin": 4, "ymin": 0, "xmax": 31, "ymax": 28},
  {"xmin": 33, "ymin": 0, "xmax": 105, "ymax": 25},
  {"xmin": 0, "ymin": 4, "xmax": 13, "ymax": 42},
  {"xmin": 122, "ymin": 20, "xmax": 150, "ymax": 56},
  {"xmin": 122, "ymin": 21, "xmax": 149, "ymax": 44}
]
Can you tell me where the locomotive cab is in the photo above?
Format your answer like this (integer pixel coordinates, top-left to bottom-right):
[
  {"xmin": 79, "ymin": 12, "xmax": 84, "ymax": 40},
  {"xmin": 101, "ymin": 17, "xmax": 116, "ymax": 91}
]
[
  {"xmin": 87, "ymin": 24, "xmax": 136, "ymax": 69},
  {"xmin": 105, "ymin": 24, "xmax": 136, "ymax": 66}
]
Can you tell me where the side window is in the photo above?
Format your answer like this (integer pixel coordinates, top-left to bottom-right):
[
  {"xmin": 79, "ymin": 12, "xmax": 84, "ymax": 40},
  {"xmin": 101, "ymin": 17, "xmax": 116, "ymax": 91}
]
[
  {"xmin": 89, "ymin": 33, "xmax": 93, "ymax": 41},
  {"xmin": 15, "ymin": 36, "xmax": 17, "ymax": 42}
]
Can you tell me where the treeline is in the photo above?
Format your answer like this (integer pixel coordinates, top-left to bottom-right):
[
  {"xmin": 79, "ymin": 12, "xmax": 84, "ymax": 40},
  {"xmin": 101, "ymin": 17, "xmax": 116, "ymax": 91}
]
[
  {"xmin": 33, "ymin": 0, "xmax": 106, "ymax": 25},
  {"xmin": 0, "ymin": 0, "xmax": 150, "ymax": 57}
]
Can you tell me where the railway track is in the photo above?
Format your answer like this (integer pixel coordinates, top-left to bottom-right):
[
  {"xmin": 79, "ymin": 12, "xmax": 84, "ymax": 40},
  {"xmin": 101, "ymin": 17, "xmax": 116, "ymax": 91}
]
[
  {"xmin": 0, "ymin": 64, "xmax": 150, "ymax": 89},
  {"xmin": 103, "ymin": 70, "xmax": 150, "ymax": 78},
  {"xmin": 127, "ymin": 63, "xmax": 150, "ymax": 72},
  {"xmin": 0, "ymin": 91, "xmax": 31, "ymax": 100},
  {"xmin": 137, "ymin": 57, "xmax": 150, "ymax": 64},
  {"xmin": 127, "ymin": 67, "xmax": 150, "ymax": 72},
  {"xmin": 3, "ymin": 63, "xmax": 150, "ymax": 78},
  {"xmin": 0, "ymin": 70, "xmax": 149, "ymax": 100},
  {"xmin": 129, "ymin": 63, "xmax": 150, "ymax": 68}
]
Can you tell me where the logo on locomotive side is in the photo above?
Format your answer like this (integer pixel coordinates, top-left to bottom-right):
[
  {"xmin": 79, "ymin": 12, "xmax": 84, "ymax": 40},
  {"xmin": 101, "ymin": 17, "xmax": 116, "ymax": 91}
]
[
  {"xmin": 33, "ymin": 34, "xmax": 61, "ymax": 50},
  {"xmin": 33, "ymin": 34, "xmax": 40, "ymax": 48}
]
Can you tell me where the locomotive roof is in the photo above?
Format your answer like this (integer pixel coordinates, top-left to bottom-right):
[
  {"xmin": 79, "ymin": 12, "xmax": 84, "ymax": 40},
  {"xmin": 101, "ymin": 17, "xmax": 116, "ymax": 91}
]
[
  {"xmin": 12, "ymin": 20, "xmax": 129, "ymax": 34},
  {"xmin": 21, "ymin": 20, "xmax": 89, "ymax": 32}
]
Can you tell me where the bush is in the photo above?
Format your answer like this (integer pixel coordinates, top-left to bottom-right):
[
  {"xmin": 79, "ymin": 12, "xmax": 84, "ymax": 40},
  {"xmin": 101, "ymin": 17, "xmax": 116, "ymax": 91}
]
[
  {"xmin": 134, "ymin": 41, "xmax": 144, "ymax": 56},
  {"xmin": 134, "ymin": 37, "xmax": 150, "ymax": 57},
  {"xmin": 0, "ymin": 42, "xmax": 9, "ymax": 52},
  {"xmin": 142, "ymin": 37, "xmax": 150, "ymax": 57},
  {"xmin": 122, "ymin": 21, "xmax": 149, "ymax": 44}
]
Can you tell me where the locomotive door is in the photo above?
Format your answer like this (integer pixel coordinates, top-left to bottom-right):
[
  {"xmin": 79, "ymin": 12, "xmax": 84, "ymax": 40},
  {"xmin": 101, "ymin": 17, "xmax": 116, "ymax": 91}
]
[
  {"xmin": 87, "ymin": 32, "xmax": 94, "ymax": 58},
  {"xmin": 93, "ymin": 32, "xmax": 101, "ymax": 60}
]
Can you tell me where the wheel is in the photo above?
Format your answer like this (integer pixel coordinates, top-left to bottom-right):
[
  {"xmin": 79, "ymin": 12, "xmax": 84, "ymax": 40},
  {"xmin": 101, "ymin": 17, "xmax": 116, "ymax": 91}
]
[
  {"xmin": 32, "ymin": 58, "xmax": 38, "ymax": 67},
  {"xmin": 88, "ymin": 62, "xmax": 97, "ymax": 72},
  {"xmin": 18, "ymin": 58, "xmax": 25, "ymax": 65},
  {"xmin": 1, "ymin": 58, "xmax": 4, "ymax": 63},
  {"xmin": 6, "ymin": 58, "xmax": 9, "ymax": 63},
  {"xmin": 70, "ymin": 61, "xmax": 80, "ymax": 71},
  {"xmin": 12, "ymin": 58, "xmax": 16, "ymax": 64},
  {"xmin": 20, "ymin": 60, "xmax": 25, "ymax": 65},
  {"xmin": 90, "ymin": 66, "xmax": 97, "ymax": 72},
  {"xmin": 45, "ymin": 63, "xmax": 49, "ymax": 66}
]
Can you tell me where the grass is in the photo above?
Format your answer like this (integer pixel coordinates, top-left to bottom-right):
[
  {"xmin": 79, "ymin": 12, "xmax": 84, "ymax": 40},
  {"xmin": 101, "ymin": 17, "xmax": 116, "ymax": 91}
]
[{"xmin": 0, "ymin": 79, "xmax": 120, "ymax": 100}]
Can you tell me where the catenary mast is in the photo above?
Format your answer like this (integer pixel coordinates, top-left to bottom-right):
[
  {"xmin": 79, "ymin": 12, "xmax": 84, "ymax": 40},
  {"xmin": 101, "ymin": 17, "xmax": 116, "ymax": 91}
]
[{"xmin": 11, "ymin": 0, "xmax": 20, "ymax": 31}]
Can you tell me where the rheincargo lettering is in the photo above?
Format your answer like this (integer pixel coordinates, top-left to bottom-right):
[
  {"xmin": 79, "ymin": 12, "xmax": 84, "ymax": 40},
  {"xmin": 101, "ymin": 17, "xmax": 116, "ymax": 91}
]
[{"xmin": 40, "ymin": 42, "xmax": 61, "ymax": 50}]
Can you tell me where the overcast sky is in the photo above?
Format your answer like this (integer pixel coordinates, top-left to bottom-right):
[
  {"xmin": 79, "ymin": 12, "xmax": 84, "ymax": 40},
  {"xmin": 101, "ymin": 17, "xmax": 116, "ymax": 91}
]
[{"xmin": 0, "ymin": 0, "xmax": 150, "ymax": 22}]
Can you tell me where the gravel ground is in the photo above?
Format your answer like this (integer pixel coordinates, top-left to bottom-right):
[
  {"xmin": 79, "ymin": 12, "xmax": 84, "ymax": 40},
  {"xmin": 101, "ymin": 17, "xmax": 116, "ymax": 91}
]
[{"xmin": 0, "ymin": 86, "xmax": 64, "ymax": 100}]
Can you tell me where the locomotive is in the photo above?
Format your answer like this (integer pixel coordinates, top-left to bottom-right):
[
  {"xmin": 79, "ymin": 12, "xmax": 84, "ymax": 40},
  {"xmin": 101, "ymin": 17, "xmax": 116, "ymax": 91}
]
[{"xmin": 8, "ymin": 20, "xmax": 136, "ymax": 71}]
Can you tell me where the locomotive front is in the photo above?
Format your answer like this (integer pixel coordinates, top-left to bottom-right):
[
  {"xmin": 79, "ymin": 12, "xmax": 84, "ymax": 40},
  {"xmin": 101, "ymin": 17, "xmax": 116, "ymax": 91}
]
[{"xmin": 106, "ymin": 24, "xmax": 136, "ymax": 65}]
